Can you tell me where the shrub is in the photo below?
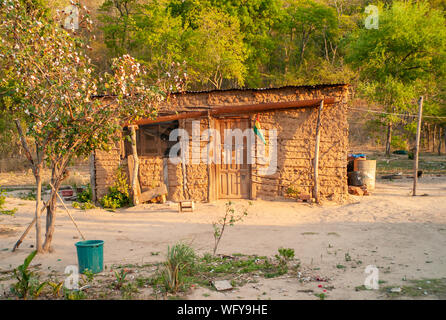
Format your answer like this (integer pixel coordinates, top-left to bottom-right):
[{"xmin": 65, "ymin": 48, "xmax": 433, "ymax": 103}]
[
  {"xmin": 72, "ymin": 201, "xmax": 96, "ymax": 210},
  {"xmin": 157, "ymin": 243, "xmax": 196, "ymax": 294},
  {"xmin": 77, "ymin": 184, "xmax": 92, "ymax": 203},
  {"xmin": 286, "ymin": 186, "xmax": 300, "ymax": 199},
  {"xmin": 18, "ymin": 190, "xmax": 37, "ymax": 201},
  {"xmin": 10, "ymin": 251, "xmax": 47, "ymax": 299},
  {"xmin": 390, "ymin": 135, "xmax": 408, "ymax": 151},
  {"xmin": 99, "ymin": 167, "xmax": 131, "ymax": 209},
  {"xmin": 0, "ymin": 187, "xmax": 17, "ymax": 216}
]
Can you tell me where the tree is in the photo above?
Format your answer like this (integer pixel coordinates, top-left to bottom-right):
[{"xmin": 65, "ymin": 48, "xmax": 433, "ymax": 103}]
[
  {"xmin": 182, "ymin": 8, "xmax": 247, "ymax": 89},
  {"xmin": 99, "ymin": 0, "xmax": 186, "ymax": 84},
  {"xmin": 346, "ymin": 1, "xmax": 446, "ymax": 156},
  {"xmin": 0, "ymin": 0, "xmax": 181, "ymax": 253}
]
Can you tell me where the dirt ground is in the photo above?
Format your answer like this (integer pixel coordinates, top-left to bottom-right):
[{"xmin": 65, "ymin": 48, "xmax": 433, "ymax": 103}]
[{"xmin": 0, "ymin": 175, "xmax": 445, "ymax": 300}]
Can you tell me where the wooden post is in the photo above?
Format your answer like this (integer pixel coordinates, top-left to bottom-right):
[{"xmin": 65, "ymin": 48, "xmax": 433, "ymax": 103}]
[
  {"xmin": 50, "ymin": 183, "xmax": 86, "ymax": 241},
  {"xmin": 313, "ymin": 100, "xmax": 324, "ymax": 203},
  {"xmin": 129, "ymin": 125, "xmax": 140, "ymax": 205},
  {"xmin": 89, "ymin": 152, "xmax": 96, "ymax": 203},
  {"xmin": 413, "ymin": 97, "xmax": 423, "ymax": 196},
  {"xmin": 206, "ymin": 111, "xmax": 212, "ymax": 203}
]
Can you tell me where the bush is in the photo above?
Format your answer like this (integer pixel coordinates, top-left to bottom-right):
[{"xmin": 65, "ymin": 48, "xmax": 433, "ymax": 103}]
[
  {"xmin": 10, "ymin": 251, "xmax": 47, "ymax": 299},
  {"xmin": 391, "ymin": 135, "xmax": 408, "ymax": 151},
  {"xmin": 99, "ymin": 167, "xmax": 131, "ymax": 209},
  {"xmin": 0, "ymin": 187, "xmax": 17, "ymax": 216},
  {"xmin": 156, "ymin": 243, "xmax": 196, "ymax": 294},
  {"xmin": 72, "ymin": 201, "xmax": 96, "ymax": 210},
  {"xmin": 77, "ymin": 184, "xmax": 92, "ymax": 203}
]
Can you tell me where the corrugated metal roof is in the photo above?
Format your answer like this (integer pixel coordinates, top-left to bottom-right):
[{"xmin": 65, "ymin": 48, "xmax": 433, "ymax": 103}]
[
  {"xmin": 172, "ymin": 83, "xmax": 348, "ymax": 95},
  {"xmin": 93, "ymin": 83, "xmax": 348, "ymax": 99}
]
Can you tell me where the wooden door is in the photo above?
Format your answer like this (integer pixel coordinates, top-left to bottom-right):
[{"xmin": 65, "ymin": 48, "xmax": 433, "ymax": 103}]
[{"xmin": 217, "ymin": 117, "xmax": 251, "ymax": 199}]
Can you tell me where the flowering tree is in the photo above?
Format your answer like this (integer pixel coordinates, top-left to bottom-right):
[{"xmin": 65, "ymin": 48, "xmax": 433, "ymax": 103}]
[{"xmin": 0, "ymin": 0, "xmax": 180, "ymax": 253}]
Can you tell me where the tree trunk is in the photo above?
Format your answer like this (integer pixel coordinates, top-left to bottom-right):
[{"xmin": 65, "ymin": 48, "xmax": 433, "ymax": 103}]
[
  {"xmin": 426, "ymin": 124, "xmax": 430, "ymax": 151},
  {"xmin": 438, "ymin": 126, "xmax": 443, "ymax": 156},
  {"xmin": 43, "ymin": 167, "xmax": 70, "ymax": 252},
  {"xmin": 34, "ymin": 172, "xmax": 43, "ymax": 253},
  {"xmin": 42, "ymin": 191, "xmax": 57, "ymax": 252},
  {"xmin": 444, "ymin": 125, "xmax": 446, "ymax": 154},
  {"xmin": 129, "ymin": 125, "xmax": 140, "ymax": 205},
  {"xmin": 432, "ymin": 124, "xmax": 437, "ymax": 153},
  {"xmin": 385, "ymin": 123, "xmax": 392, "ymax": 157}
]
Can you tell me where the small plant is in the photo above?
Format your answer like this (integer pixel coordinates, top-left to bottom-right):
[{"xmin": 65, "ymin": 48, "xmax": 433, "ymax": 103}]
[
  {"xmin": 114, "ymin": 269, "xmax": 128, "ymax": 290},
  {"xmin": 100, "ymin": 167, "xmax": 131, "ymax": 209},
  {"xmin": 345, "ymin": 252, "xmax": 352, "ymax": 262},
  {"xmin": 314, "ymin": 292, "xmax": 326, "ymax": 300},
  {"xmin": 77, "ymin": 184, "xmax": 92, "ymax": 203},
  {"xmin": 83, "ymin": 269, "xmax": 95, "ymax": 283},
  {"xmin": 212, "ymin": 201, "xmax": 251, "ymax": 255},
  {"xmin": 0, "ymin": 187, "xmax": 17, "ymax": 216},
  {"xmin": 18, "ymin": 190, "xmax": 37, "ymax": 201},
  {"xmin": 286, "ymin": 186, "xmax": 300, "ymax": 198},
  {"xmin": 63, "ymin": 288, "xmax": 86, "ymax": 300},
  {"xmin": 72, "ymin": 201, "xmax": 96, "ymax": 210},
  {"xmin": 276, "ymin": 248, "xmax": 295, "ymax": 263},
  {"xmin": 10, "ymin": 251, "xmax": 47, "ymax": 299},
  {"xmin": 121, "ymin": 282, "xmax": 139, "ymax": 299},
  {"xmin": 48, "ymin": 281, "xmax": 64, "ymax": 298},
  {"xmin": 156, "ymin": 243, "xmax": 196, "ymax": 294}
]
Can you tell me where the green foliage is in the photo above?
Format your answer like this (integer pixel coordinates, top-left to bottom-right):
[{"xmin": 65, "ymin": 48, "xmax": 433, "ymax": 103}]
[
  {"xmin": 0, "ymin": 187, "xmax": 17, "ymax": 216},
  {"xmin": 10, "ymin": 251, "xmax": 47, "ymax": 299},
  {"xmin": 18, "ymin": 190, "xmax": 37, "ymax": 201},
  {"xmin": 77, "ymin": 184, "xmax": 92, "ymax": 203},
  {"xmin": 346, "ymin": 1, "xmax": 446, "ymax": 151},
  {"xmin": 47, "ymin": 281, "xmax": 64, "ymax": 298},
  {"xmin": 286, "ymin": 186, "xmax": 300, "ymax": 198},
  {"xmin": 160, "ymin": 243, "xmax": 196, "ymax": 293},
  {"xmin": 114, "ymin": 269, "xmax": 128, "ymax": 290},
  {"xmin": 390, "ymin": 135, "xmax": 408, "ymax": 151},
  {"xmin": 344, "ymin": 252, "xmax": 352, "ymax": 262},
  {"xmin": 63, "ymin": 288, "xmax": 87, "ymax": 300},
  {"xmin": 276, "ymin": 248, "xmax": 295, "ymax": 262},
  {"xmin": 99, "ymin": 167, "xmax": 131, "ymax": 209},
  {"xmin": 314, "ymin": 292, "xmax": 326, "ymax": 300},
  {"xmin": 72, "ymin": 201, "xmax": 96, "ymax": 210},
  {"xmin": 82, "ymin": 269, "xmax": 95, "ymax": 283},
  {"xmin": 97, "ymin": 0, "xmax": 362, "ymax": 89}
]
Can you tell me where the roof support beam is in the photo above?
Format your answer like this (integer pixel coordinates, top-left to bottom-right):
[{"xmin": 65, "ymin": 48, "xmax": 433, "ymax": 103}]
[{"xmin": 126, "ymin": 97, "xmax": 337, "ymax": 127}]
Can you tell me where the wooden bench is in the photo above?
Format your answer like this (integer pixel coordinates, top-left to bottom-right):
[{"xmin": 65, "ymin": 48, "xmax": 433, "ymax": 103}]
[{"xmin": 179, "ymin": 201, "xmax": 194, "ymax": 212}]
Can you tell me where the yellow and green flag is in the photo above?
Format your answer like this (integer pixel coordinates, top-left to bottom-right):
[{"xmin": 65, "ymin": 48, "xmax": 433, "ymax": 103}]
[{"xmin": 253, "ymin": 114, "xmax": 266, "ymax": 145}]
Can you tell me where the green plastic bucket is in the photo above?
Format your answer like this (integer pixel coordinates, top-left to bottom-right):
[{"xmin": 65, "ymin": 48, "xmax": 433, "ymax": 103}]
[{"xmin": 75, "ymin": 240, "xmax": 104, "ymax": 274}]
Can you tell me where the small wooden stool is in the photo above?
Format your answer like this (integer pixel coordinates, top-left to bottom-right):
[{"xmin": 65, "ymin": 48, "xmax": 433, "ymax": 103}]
[{"xmin": 179, "ymin": 201, "xmax": 194, "ymax": 212}]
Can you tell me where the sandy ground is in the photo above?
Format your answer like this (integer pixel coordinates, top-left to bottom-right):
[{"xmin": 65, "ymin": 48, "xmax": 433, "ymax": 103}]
[{"xmin": 1, "ymin": 176, "xmax": 445, "ymax": 300}]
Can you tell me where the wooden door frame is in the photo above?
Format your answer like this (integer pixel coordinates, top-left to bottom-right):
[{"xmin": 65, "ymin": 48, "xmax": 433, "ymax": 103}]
[{"xmin": 213, "ymin": 115, "xmax": 252, "ymax": 200}]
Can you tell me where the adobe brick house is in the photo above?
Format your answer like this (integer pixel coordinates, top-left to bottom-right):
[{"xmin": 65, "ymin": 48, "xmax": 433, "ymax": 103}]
[{"xmin": 91, "ymin": 84, "xmax": 350, "ymax": 203}]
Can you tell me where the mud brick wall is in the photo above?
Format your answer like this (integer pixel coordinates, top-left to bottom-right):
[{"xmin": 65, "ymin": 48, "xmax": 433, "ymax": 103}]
[
  {"xmin": 93, "ymin": 84, "xmax": 349, "ymax": 203},
  {"xmin": 93, "ymin": 145, "xmax": 122, "ymax": 201},
  {"xmin": 253, "ymin": 97, "xmax": 348, "ymax": 202},
  {"xmin": 138, "ymin": 156, "xmax": 164, "ymax": 190}
]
